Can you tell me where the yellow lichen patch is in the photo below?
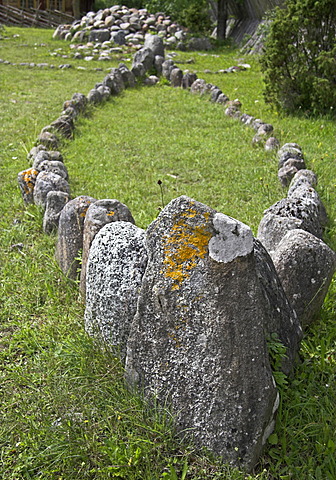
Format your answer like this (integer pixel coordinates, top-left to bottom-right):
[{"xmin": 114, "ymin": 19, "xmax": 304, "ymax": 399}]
[
  {"xmin": 80, "ymin": 206, "xmax": 89, "ymax": 218},
  {"xmin": 161, "ymin": 209, "xmax": 212, "ymax": 291},
  {"xmin": 107, "ymin": 211, "xmax": 115, "ymax": 216},
  {"xmin": 22, "ymin": 168, "xmax": 38, "ymax": 194}
]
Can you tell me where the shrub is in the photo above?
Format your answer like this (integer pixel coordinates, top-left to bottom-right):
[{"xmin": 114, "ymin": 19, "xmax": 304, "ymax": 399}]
[{"xmin": 260, "ymin": 0, "xmax": 336, "ymax": 117}]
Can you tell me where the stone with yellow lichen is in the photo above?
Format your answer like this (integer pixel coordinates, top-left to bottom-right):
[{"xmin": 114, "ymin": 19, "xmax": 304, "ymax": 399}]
[
  {"xmin": 125, "ymin": 195, "xmax": 279, "ymax": 472},
  {"xmin": 17, "ymin": 168, "xmax": 39, "ymax": 204}
]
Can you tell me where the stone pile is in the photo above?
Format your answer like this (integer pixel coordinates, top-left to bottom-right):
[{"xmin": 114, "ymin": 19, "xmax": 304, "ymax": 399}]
[
  {"xmin": 16, "ymin": 35, "xmax": 335, "ymax": 473},
  {"xmin": 53, "ymin": 5, "xmax": 188, "ymax": 50}
]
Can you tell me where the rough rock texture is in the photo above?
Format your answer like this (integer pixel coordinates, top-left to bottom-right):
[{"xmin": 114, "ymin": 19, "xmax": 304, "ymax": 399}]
[
  {"xmin": 33, "ymin": 171, "xmax": 70, "ymax": 209},
  {"xmin": 288, "ymin": 169, "xmax": 317, "ymax": 193},
  {"xmin": 170, "ymin": 67, "xmax": 183, "ymax": 87},
  {"xmin": 43, "ymin": 190, "xmax": 70, "ymax": 234},
  {"xmin": 37, "ymin": 160, "xmax": 68, "ymax": 180},
  {"xmin": 125, "ymin": 196, "xmax": 278, "ymax": 471},
  {"xmin": 257, "ymin": 212, "xmax": 303, "ymax": 256},
  {"xmin": 85, "ymin": 221, "xmax": 147, "ymax": 359},
  {"xmin": 272, "ymin": 229, "xmax": 336, "ymax": 329},
  {"xmin": 80, "ymin": 199, "xmax": 135, "ymax": 300},
  {"xmin": 17, "ymin": 168, "xmax": 38, "ymax": 204},
  {"xmin": 253, "ymin": 239, "xmax": 302, "ymax": 374},
  {"xmin": 288, "ymin": 184, "xmax": 328, "ymax": 227},
  {"xmin": 132, "ymin": 47, "xmax": 154, "ymax": 72},
  {"xmin": 144, "ymin": 34, "xmax": 164, "ymax": 57},
  {"xmin": 55, "ymin": 195, "xmax": 96, "ymax": 279}
]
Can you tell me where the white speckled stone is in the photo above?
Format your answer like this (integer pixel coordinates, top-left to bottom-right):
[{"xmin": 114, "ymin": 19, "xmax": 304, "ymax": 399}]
[{"xmin": 85, "ymin": 221, "xmax": 147, "ymax": 359}]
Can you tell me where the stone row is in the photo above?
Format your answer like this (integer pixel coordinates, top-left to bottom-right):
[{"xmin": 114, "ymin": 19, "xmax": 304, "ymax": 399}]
[{"xmin": 16, "ymin": 35, "xmax": 336, "ymax": 473}]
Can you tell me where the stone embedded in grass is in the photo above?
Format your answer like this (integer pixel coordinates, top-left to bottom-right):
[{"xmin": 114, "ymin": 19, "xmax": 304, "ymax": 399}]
[
  {"xmin": 278, "ymin": 146, "xmax": 304, "ymax": 169},
  {"xmin": 118, "ymin": 63, "xmax": 136, "ymax": 88},
  {"xmin": 43, "ymin": 190, "xmax": 70, "ymax": 234},
  {"xmin": 55, "ymin": 195, "xmax": 96, "ymax": 279},
  {"xmin": 32, "ymin": 150, "xmax": 51, "ymax": 170},
  {"xmin": 272, "ymin": 229, "xmax": 336, "ymax": 329},
  {"xmin": 85, "ymin": 221, "xmax": 147, "ymax": 359},
  {"xmin": 265, "ymin": 136, "xmax": 280, "ymax": 151},
  {"xmin": 37, "ymin": 131, "xmax": 59, "ymax": 149},
  {"xmin": 170, "ymin": 67, "xmax": 183, "ymax": 87},
  {"xmin": 257, "ymin": 212, "xmax": 303, "ymax": 256},
  {"xmin": 87, "ymin": 88, "xmax": 103, "ymax": 104},
  {"xmin": 257, "ymin": 123, "xmax": 274, "ymax": 136},
  {"xmin": 36, "ymin": 160, "xmax": 68, "ymax": 180},
  {"xmin": 80, "ymin": 199, "xmax": 135, "ymax": 300},
  {"xmin": 288, "ymin": 169, "xmax": 318, "ymax": 192},
  {"xmin": 190, "ymin": 78, "xmax": 211, "ymax": 95},
  {"xmin": 50, "ymin": 115, "xmax": 75, "ymax": 139},
  {"xmin": 153, "ymin": 55, "xmax": 164, "ymax": 76},
  {"xmin": 132, "ymin": 46, "xmax": 154, "ymax": 72},
  {"xmin": 27, "ymin": 144, "xmax": 47, "ymax": 163},
  {"xmin": 33, "ymin": 171, "xmax": 70, "ymax": 209},
  {"xmin": 125, "ymin": 195, "xmax": 279, "ymax": 472},
  {"xmin": 287, "ymin": 184, "xmax": 328, "ymax": 227},
  {"xmin": 162, "ymin": 59, "xmax": 175, "ymax": 80},
  {"xmin": 254, "ymin": 239, "xmax": 302, "ymax": 375},
  {"xmin": 103, "ymin": 68, "xmax": 124, "ymax": 94},
  {"xmin": 17, "ymin": 168, "xmax": 39, "ymax": 204},
  {"xmin": 144, "ymin": 34, "xmax": 165, "ymax": 57},
  {"xmin": 182, "ymin": 72, "xmax": 197, "ymax": 89}
]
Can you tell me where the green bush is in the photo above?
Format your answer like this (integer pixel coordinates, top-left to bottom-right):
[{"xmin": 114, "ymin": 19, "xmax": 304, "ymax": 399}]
[{"xmin": 260, "ymin": 0, "xmax": 336, "ymax": 117}]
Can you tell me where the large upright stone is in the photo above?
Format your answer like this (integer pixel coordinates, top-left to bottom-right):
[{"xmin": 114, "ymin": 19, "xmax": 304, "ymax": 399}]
[
  {"xmin": 132, "ymin": 47, "xmax": 154, "ymax": 72},
  {"xmin": 85, "ymin": 222, "xmax": 147, "ymax": 359},
  {"xmin": 272, "ymin": 229, "xmax": 336, "ymax": 329},
  {"xmin": 79, "ymin": 199, "xmax": 135, "ymax": 300},
  {"xmin": 17, "ymin": 168, "xmax": 39, "ymax": 204},
  {"xmin": 125, "ymin": 196, "xmax": 278, "ymax": 471},
  {"xmin": 55, "ymin": 195, "xmax": 96, "ymax": 279},
  {"xmin": 144, "ymin": 34, "xmax": 164, "ymax": 57},
  {"xmin": 33, "ymin": 171, "xmax": 70, "ymax": 209},
  {"xmin": 43, "ymin": 190, "xmax": 70, "ymax": 234}
]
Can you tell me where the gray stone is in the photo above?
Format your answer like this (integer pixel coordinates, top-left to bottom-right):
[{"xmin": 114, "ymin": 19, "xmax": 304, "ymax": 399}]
[
  {"xmin": 103, "ymin": 68, "xmax": 124, "ymax": 94},
  {"xmin": 132, "ymin": 47, "xmax": 154, "ymax": 72},
  {"xmin": 240, "ymin": 114, "xmax": 255, "ymax": 125},
  {"xmin": 33, "ymin": 171, "xmax": 70, "ymax": 209},
  {"xmin": 87, "ymin": 88, "xmax": 103, "ymax": 104},
  {"xmin": 111, "ymin": 30, "xmax": 127, "ymax": 45},
  {"xmin": 118, "ymin": 64, "xmax": 136, "ymax": 88},
  {"xmin": 272, "ymin": 229, "xmax": 336, "ymax": 329},
  {"xmin": 182, "ymin": 72, "xmax": 197, "ymax": 89},
  {"xmin": 144, "ymin": 34, "xmax": 165, "ymax": 57},
  {"xmin": 278, "ymin": 147, "xmax": 304, "ymax": 169},
  {"xmin": 27, "ymin": 144, "xmax": 47, "ymax": 163},
  {"xmin": 32, "ymin": 150, "xmax": 51, "ymax": 170},
  {"xmin": 143, "ymin": 75, "xmax": 159, "ymax": 86},
  {"xmin": 161, "ymin": 59, "xmax": 175, "ymax": 79},
  {"xmin": 216, "ymin": 93, "xmax": 230, "ymax": 104},
  {"xmin": 125, "ymin": 196, "xmax": 278, "ymax": 471},
  {"xmin": 55, "ymin": 195, "xmax": 96, "ymax": 279},
  {"xmin": 257, "ymin": 123, "xmax": 273, "ymax": 136},
  {"xmin": 278, "ymin": 164, "xmax": 299, "ymax": 187},
  {"xmin": 49, "ymin": 151, "xmax": 63, "ymax": 162},
  {"xmin": 131, "ymin": 62, "xmax": 146, "ymax": 78},
  {"xmin": 262, "ymin": 197, "xmax": 323, "ymax": 240},
  {"xmin": 17, "ymin": 168, "xmax": 39, "ymax": 204},
  {"xmin": 265, "ymin": 137, "xmax": 280, "ymax": 152},
  {"xmin": 210, "ymin": 87, "xmax": 222, "ymax": 102},
  {"xmin": 37, "ymin": 160, "xmax": 68, "ymax": 180},
  {"xmin": 96, "ymin": 85, "xmax": 111, "ymax": 100},
  {"xmin": 287, "ymin": 184, "xmax": 328, "ymax": 227},
  {"xmin": 80, "ymin": 199, "xmax": 135, "ymax": 300},
  {"xmin": 170, "ymin": 67, "xmax": 183, "ymax": 87},
  {"xmin": 84, "ymin": 221, "xmax": 147, "ymax": 358},
  {"xmin": 89, "ymin": 29, "xmax": 111, "ymax": 43},
  {"xmin": 154, "ymin": 55, "xmax": 164, "ymax": 75},
  {"xmin": 187, "ymin": 36, "xmax": 212, "ymax": 51},
  {"xmin": 288, "ymin": 169, "xmax": 318, "ymax": 193},
  {"xmin": 253, "ymin": 239, "xmax": 302, "ymax": 375},
  {"xmin": 43, "ymin": 190, "xmax": 70, "ymax": 234},
  {"xmin": 257, "ymin": 212, "xmax": 303, "ymax": 256},
  {"xmin": 190, "ymin": 78, "xmax": 211, "ymax": 95},
  {"xmin": 38, "ymin": 131, "xmax": 59, "ymax": 149}
]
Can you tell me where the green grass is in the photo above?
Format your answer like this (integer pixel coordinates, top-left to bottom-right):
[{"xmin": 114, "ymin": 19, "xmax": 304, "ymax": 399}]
[{"xmin": 0, "ymin": 27, "xmax": 335, "ymax": 479}]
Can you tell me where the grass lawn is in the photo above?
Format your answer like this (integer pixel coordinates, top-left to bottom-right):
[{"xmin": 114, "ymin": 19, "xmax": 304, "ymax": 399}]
[{"xmin": 0, "ymin": 26, "xmax": 335, "ymax": 479}]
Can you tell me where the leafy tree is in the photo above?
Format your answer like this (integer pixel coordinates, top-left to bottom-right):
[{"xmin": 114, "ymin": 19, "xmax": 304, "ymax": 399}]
[{"xmin": 260, "ymin": 0, "xmax": 336, "ymax": 117}]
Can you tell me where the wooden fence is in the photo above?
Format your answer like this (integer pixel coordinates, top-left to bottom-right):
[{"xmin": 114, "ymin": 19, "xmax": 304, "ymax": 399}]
[{"xmin": 0, "ymin": 4, "xmax": 74, "ymax": 27}]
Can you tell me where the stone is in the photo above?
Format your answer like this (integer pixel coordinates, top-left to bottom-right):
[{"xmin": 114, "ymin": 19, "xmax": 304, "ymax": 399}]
[
  {"xmin": 103, "ymin": 69, "xmax": 124, "ymax": 94},
  {"xmin": 118, "ymin": 64, "xmax": 136, "ymax": 88},
  {"xmin": 278, "ymin": 164, "xmax": 299, "ymax": 187},
  {"xmin": 161, "ymin": 59, "xmax": 175, "ymax": 80},
  {"xmin": 131, "ymin": 62, "xmax": 146, "ymax": 78},
  {"xmin": 257, "ymin": 123, "xmax": 273, "ymax": 136},
  {"xmin": 182, "ymin": 72, "xmax": 197, "ymax": 89},
  {"xmin": 17, "ymin": 168, "xmax": 39, "ymax": 204},
  {"xmin": 27, "ymin": 144, "xmax": 47, "ymax": 163},
  {"xmin": 253, "ymin": 239, "xmax": 302, "ymax": 375},
  {"xmin": 278, "ymin": 146, "xmax": 304, "ymax": 169},
  {"xmin": 240, "ymin": 113, "xmax": 255, "ymax": 126},
  {"xmin": 111, "ymin": 30, "xmax": 127, "ymax": 45},
  {"xmin": 50, "ymin": 115, "xmax": 75, "ymax": 139},
  {"xmin": 153, "ymin": 55, "xmax": 164, "ymax": 75},
  {"xmin": 216, "ymin": 93, "xmax": 229, "ymax": 104},
  {"xmin": 55, "ymin": 195, "xmax": 96, "ymax": 279},
  {"xmin": 43, "ymin": 190, "xmax": 70, "ymax": 234},
  {"xmin": 38, "ymin": 131, "xmax": 59, "ymax": 149},
  {"xmin": 33, "ymin": 171, "xmax": 70, "ymax": 209},
  {"xmin": 132, "ymin": 47, "xmax": 154, "ymax": 72},
  {"xmin": 210, "ymin": 88, "xmax": 222, "ymax": 102},
  {"xmin": 79, "ymin": 199, "xmax": 135, "ymax": 300},
  {"xmin": 37, "ymin": 160, "xmax": 68, "ymax": 180},
  {"xmin": 87, "ymin": 88, "xmax": 103, "ymax": 104},
  {"xmin": 96, "ymin": 85, "xmax": 111, "ymax": 100},
  {"xmin": 88, "ymin": 29, "xmax": 111, "ymax": 43},
  {"xmin": 190, "ymin": 78, "xmax": 211, "ymax": 95},
  {"xmin": 262, "ymin": 197, "xmax": 323, "ymax": 240},
  {"xmin": 288, "ymin": 169, "xmax": 318, "ymax": 193},
  {"xmin": 32, "ymin": 150, "xmax": 51, "ymax": 170},
  {"xmin": 272, "ymin": 229, "xmax": 336, "ymax": 329},
  {"xmin": 144, "ymin": 34, "xmax": 165, "ymax": 57},
  {"xmin": 125, "ymin": 196, "xmax": 278, "ymax": 471},
  {"xmin": 257, "ymin": 212, "xmax": 303, "ymax": 256},
  {"xmin": 187, "ymin": 36, "xmax": 212, "ymax": 51},
  {"xmin": 84, "ymin": 221, "xmax": 147, "ymax": 358},
  {"xmin": 143, "ymin": 75, "xmax": 159, "ymax": 86},
  {"xmin": 265, "ymin": 137, "xmax": 280, "ymax": 152},
  {"xmin": 170, "ymin": 67, "xmax": 183, "ymax": 87},
  {"xmin": 287, "ymin": 184, "xmax": 328, "ymax": 227}
]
